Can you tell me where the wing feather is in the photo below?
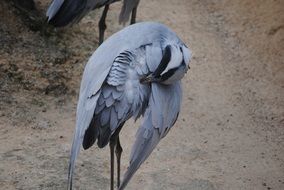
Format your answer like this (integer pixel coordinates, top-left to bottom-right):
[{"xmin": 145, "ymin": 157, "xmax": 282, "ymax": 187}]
[
  {"xmin": 105, "ymin": 94, "xmax": 115, "ymax": 107},
  {"xmin": 100, "ymin": 107, "xmax": 111, "ymax": 126},
  {"xmin": 47, "ymin": 0, "xmax": 88, "ymax": 27},
  {"xmin": 95, "ymin": 101, "xmax": 105, "ymax": 114},
  {"xmin": 119, "ymin": 82, "xmax": 182, "ymax": 190},
  {"xmin": 110, "ymin": 108, "xmax": 118, "ymax": 131},
  {"xmin": 92, "ymin": 48, "xmax": 149, "ymax": 147},
  {"xmin": 46, "ymin": 0, "xmax": 64, "ymax": 21},
  {"xmin": 68, "ymin": 51, "xmax": 117, "ymax": 190},
  {"xmin": 68, "ymin": 22, "xmax": 185, "ymax": 190},
  {"xmin": 112, "ymin": 89, "xmax": 123, "ymax": 99},
  {"xmin": 102, "ymin": 85, "xmax": 112, "ymax": 98}
]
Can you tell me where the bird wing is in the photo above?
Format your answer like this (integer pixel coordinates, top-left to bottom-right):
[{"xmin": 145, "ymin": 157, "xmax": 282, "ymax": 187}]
[
  {"xmin": 67, "ymin": 45, "xmax": 119, "ymax": 190},
  {"xmin": 46, "ymin": 0, "xmax": 89, "ymax": 27},
  {"xmin": 68, "ymin": 69, "xmax": 110, "ymax": 189},
  {"xmin": 68, "ymin": 43, "xmax": 161, "ymax": 189},
  {"xmin": 119, "ymin": 81, "xmax": 182, "ymax": 189},
  {"xmin": 46, "ymin": 0, "xmax": 64, "ymax": 21},
  {"xmin": 83, "ymin": 48, "xmax": 151, "ymax": 149},
  {"xmin": 67, "ymin": 22, "xmax": 183, "ymax": 189}
]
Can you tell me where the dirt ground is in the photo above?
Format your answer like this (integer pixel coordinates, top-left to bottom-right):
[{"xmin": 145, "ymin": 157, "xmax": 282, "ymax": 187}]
[{"xmin": 0, "ymin": 0, "xmax": 283, "ymax": 189}]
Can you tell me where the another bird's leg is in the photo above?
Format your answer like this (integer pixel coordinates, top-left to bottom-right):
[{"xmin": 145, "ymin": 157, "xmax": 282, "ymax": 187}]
[
  {"xmin": 109, "ymin": 138, "xmax": 116, "ymax": 190},
  {"xmin": 115, "ymin": 136, "xmax": 123, "ymax": 188},
  {"xmin": 99, "ymin": 4, "xmax": 109, "ymax": 45},
  {"xmin": 130, "ymin": 7, "xmax": 137, "ymax": 25}
]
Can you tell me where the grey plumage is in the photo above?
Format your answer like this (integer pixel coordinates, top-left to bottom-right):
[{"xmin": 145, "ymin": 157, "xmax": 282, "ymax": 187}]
[
  {"xmin": 119, "ymin": 82, "xmax": 182, "ymax": 189},
  {"xmin": 68, "ymin": 22, "xmax": 191, "ymax": 190}
]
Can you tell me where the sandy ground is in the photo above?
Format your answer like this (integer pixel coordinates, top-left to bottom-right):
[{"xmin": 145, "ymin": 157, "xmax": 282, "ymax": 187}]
[{"xmin": 0, "ymin": 0, "xmax": 284, "ymax": 189}]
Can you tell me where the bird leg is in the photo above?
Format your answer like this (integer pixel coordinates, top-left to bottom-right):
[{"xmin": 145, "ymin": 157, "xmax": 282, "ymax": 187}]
[
  {"xmin": 109, "ymin": 123, "xmax": 124, "ymax": 189},
  {"xmin": 109, "ymin": 138, "xmax": 115, "ymax": 190},
  {"xmin": 115, "ymin": 136, "xmax": 123, "ymax": 188},
  {"xmin": 99, "ymin": 5, "xmax": 109, "ymax": 45},
  {"xmin": 130, "ymin": 7, "xmax": 137, "ymax": 24}
]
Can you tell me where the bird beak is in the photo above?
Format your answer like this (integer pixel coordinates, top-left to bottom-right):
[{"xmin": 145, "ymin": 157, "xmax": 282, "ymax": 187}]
[{"xmin": 140, "ymin": 73, "xmax": 155, "ymax": 84}]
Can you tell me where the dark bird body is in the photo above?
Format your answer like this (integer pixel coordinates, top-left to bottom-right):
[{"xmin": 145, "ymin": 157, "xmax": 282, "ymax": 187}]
[{"xmin": 46, "ymin": 0, "xmax": 141, "ymax": 44}]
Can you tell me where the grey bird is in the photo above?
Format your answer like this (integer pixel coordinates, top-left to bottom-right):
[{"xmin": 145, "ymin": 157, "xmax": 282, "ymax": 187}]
[
  {"xmin": 68, "ymin": 22, "xmax": 191, "ymax": 190},
  {"xmin": 46, "ymin": 0, "xmax": 140, "ymax": 44}
]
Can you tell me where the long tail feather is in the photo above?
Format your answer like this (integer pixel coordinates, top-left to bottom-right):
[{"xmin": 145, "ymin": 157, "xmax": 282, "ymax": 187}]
[
  {"xmin": 46, "ymin": 0, "xmax": 87, "ymax": 27},
  {"xmin": 119, "ymin": 110, "xmax": 160, "ymax": 190},
  {"xmin": 68, "ymin": 93, "xmax": 100, "ymax": 189}
]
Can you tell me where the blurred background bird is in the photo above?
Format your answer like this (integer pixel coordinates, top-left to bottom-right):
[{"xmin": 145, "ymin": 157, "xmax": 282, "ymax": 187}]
[
  {"xmin": 68, "ymin": 22, "xmax": 191, "ymax": 190},
  {"xmin": 46, "ymin": 0, "xmax": 141, "ymax": 44}
]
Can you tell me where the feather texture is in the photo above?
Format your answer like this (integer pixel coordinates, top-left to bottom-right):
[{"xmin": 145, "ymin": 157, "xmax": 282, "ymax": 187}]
[
  {"xmin": 68, "ymin": 22, "xmax": 190, "ymax": 190},
  {"xmin": 119, "ymin": 82, "xmax": 182, "ymax": 189},
  {"xmin": 91, "ymin": 48, "xmax": 151, "ymax": 148},
  {"xmin": 47, "ymin": 0, "xmax": 88, "ymax": 26},
  {"xmin": 46, "ymin": 0, "xmax": 65, "ymax": 21}
]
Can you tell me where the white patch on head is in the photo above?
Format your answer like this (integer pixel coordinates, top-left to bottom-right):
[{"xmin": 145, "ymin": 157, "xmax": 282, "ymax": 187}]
[{"xmin": 161, "ymin": 45, "xmax": 183, "ymax": 75}]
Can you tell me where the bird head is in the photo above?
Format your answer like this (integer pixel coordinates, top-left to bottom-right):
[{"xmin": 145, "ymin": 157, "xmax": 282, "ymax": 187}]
[{"xmin": 140, "ymin": 44, "xmax": 191, "ymax": 85}]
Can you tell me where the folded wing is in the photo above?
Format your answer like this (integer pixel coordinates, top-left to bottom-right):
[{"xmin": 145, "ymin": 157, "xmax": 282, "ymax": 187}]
[{"xmin": 119, "ymin": 82, "xmax": 182, "ymax": 189}]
